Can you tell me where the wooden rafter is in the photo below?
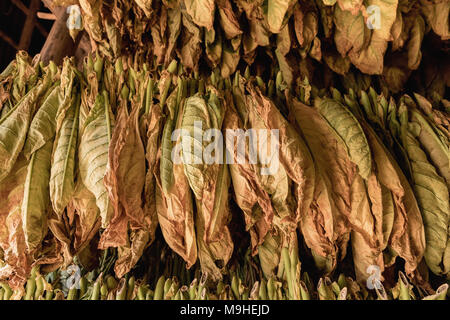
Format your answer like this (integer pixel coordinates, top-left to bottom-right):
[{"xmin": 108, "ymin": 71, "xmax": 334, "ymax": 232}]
[
  {"xmin": 12, "ymin": 0, "xmax": 49, "ymax": 38},
  {"xmin": 18, "ymin": 0, "xmax": 41, "ymax": 50},
  {"xmin": 37, "ymin": 12, "xmax": 56, "ymax": 20},
  {"xmin": 0, "ymin": 30, "xmax": 18, "ymax": 50}
]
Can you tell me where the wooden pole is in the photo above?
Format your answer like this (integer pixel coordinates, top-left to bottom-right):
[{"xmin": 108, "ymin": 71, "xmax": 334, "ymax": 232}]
[{"xmin": 39, "ymin": 6, "xmax": 80, "ymax": 65}]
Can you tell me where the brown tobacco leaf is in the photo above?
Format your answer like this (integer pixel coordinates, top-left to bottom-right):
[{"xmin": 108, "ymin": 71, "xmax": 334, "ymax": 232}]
[
  {"xmin": 100, "ymin": 99, "xmax": 147, "ymax": 249},
  {"xmin": 0, "ymin": 155, "xmax": 31, "ymax": 289},
  {"xmin": 180, "ymin": 89, "xmax": 233, "ymax": 279},
  {"xmin": 69, "ymin": 181, "xmax": 101, "ymax": 254},
  {"xmin": 79, "ymin": 0, "xmax": 104, "ymax": 48},
  {"xmin": 349, "ymin": 173, "xmax": 385, "ymax": 282},
  {"xmin": 247, "ymin": 85, "xmax": 315, "ymax": 231},
  {"xmin": 150, "ymin": 6, "xmax": 168, "ymax": 65},
  {"xmin": 224, "ymin": 92, "xmax": 274, "ymax": 254},
  {"xmin": 99, "ymin": 93, "xmax": 153, "ymax": 277},
  {"xmin": 183, "ymin": 0, "xmax": 215, "ymax": 30},
  {"xmin": 155, "ymin": 95, "xmax": 197, "ymax": 268},
  {"xmin": 363, "ymin": 122, "xmax": 425, "ymax": 276},
  {"xmin": 196, "ymin": 163, "xmax": 233, "ymax": 281},
  {"xmin": 134, "ymin": 0, "xmax": 153, "ymax": 18},
  {"xmin": 178, "ymin": 10, "xmax": 203, "ymax": 72},
  {"xmin": 142, "ymin": 104, "xmax": 163, "ymax": 253},
  {"xmin": 289, "ymin": 99, "xmax": 354, "ymax": 272},
  {"xmin": 155, "ymin": 155, "xmax": 198, "ymax": 268},
  {"xmin": 217, "ymin": 0, "xmax": 243, "ymax": 39},
  {"xmin": 420, "ymin": 0, "xmax": 450, "ymax": 40}
]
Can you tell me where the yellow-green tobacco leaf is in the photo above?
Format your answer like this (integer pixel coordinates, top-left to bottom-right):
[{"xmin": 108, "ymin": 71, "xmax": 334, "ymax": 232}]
[
  {"xmin": 182, "ymin": 89, "xmax": 232, "ymax": 276},
  {"xmin": 79, "ymin": 92, "xmax": 114, "ymax": 228},
  {"xmin": 0, "ymin": 78, "xmax": 49, "ymax": 182},
  {"xmin": 315, "ymin": 98, "xmax": 372, "ymax": 179},
  {"xmin": 180, "ymin": 95, "xmax": 212, "ymax": 200},
  {"xmin": 413, "ymin": 93, "xmax": 450, "ymax": 145},
  {"xmin": 401, "ymin": 121, "xmax": 450, "ymax": 277},
  {"xmin": 258, "ymin": 231, "xmax": 282, "ymax": 279},
  {"xmin": 317, "ymin": 277, "xmax": 336, "ymax": 300},
  {"xmin": 23, "ymin": 86, "xmax": 61, "ymax": 159},
  {"xmin": 183, "ymin": 0, "xmax": 215, "ymax": 30},
  {"xmin": 50, "ymin": 93, "xmax": 80, "ymax": 215},
  {"xmin": 22, "ymin": 141, "xmax": 53, "ymax": 252},
  {"xmin": 410, "ymin": 109, "xmax": 450, "ymax": 189}
]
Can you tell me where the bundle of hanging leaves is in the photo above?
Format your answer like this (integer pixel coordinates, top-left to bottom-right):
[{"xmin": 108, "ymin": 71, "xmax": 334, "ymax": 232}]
[
  {"xmin": 54, "ymin": 0, "xmax": 449, "ymax": 99},
  {"xmin": 0, "ymin": 51, "xmax": 448, "ymax": 300}
]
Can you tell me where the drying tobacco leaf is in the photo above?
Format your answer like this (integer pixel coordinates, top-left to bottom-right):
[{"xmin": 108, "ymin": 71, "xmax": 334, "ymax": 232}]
[
  {"xmin": 22, "ymin": 86, "xmax": 61, "ymax": 158},
  {"xmin": 224, "ymin": 90, "xmax": 274, "ymax": 254},
  {"xmin": 50, "ymin": 81, "xmax": 80, "ymax": 216},
  {"xmin": 69, "ymin": 180, "xmax": 100, "ymax": 254},
  {"xmin": 315, "ymin": 98, "xmax": 372, "ymax": 180},
  {"xmin": 183, "ymin": 0, "xmax": 215, "ymax": 30},
  {"xmin": 0, "ymin": 75, "xmax": 50, "ymax": 182},
  {"xmin": 248, "ymin": 84, "xmax": 315, "ymax": 229},
  {"xmin": 289, "ymin": 98, "xmax": 354, "ymax": 273},
  {"xmin": 362, "ymin": 121, "xmax": 426, "ymax": 276},
  {"xmin": 156, "ymin": 84, "xmax": 197, "ymax": 268},
  {"xmin": 0, "ymin": 155, "xmax": 30, "ymax": 289},
  {"xmin": 409, "ymin": 108, "xmax": 450, "ymax": 189},
  {"xmin": 79, "ymin": 91, "xmax": 115, "ymax": 228},
  {"xmin": 180, "ymin": 87, "xmax": 233, "ymax": 280},
  {"xmin": 398, "ymin": 104, "xmax": 449, "ymax": 277},
  {"xmin": 22, "ymin": 141, "xmax": 53, "ymax": 253}
]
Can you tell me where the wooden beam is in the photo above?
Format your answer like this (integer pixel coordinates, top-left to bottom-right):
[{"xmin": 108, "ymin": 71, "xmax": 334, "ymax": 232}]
[
  {"xmin": 37, "ymin": 12, "xmax": 56, "ymax": 20},
  {"xmin": 11, "ymin": 0, "xmax": 29, "ymax": 15},
  {"xmin": 12, "ymin": 0, "xmax": 49, "ymax": 38},
  {"xmin": 18, "ymin": 0, "xmax": 41, "ymax": 50},
  {"xmin": 0, "ymin": 30, "xmax": 19, "ymax": 50}
]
